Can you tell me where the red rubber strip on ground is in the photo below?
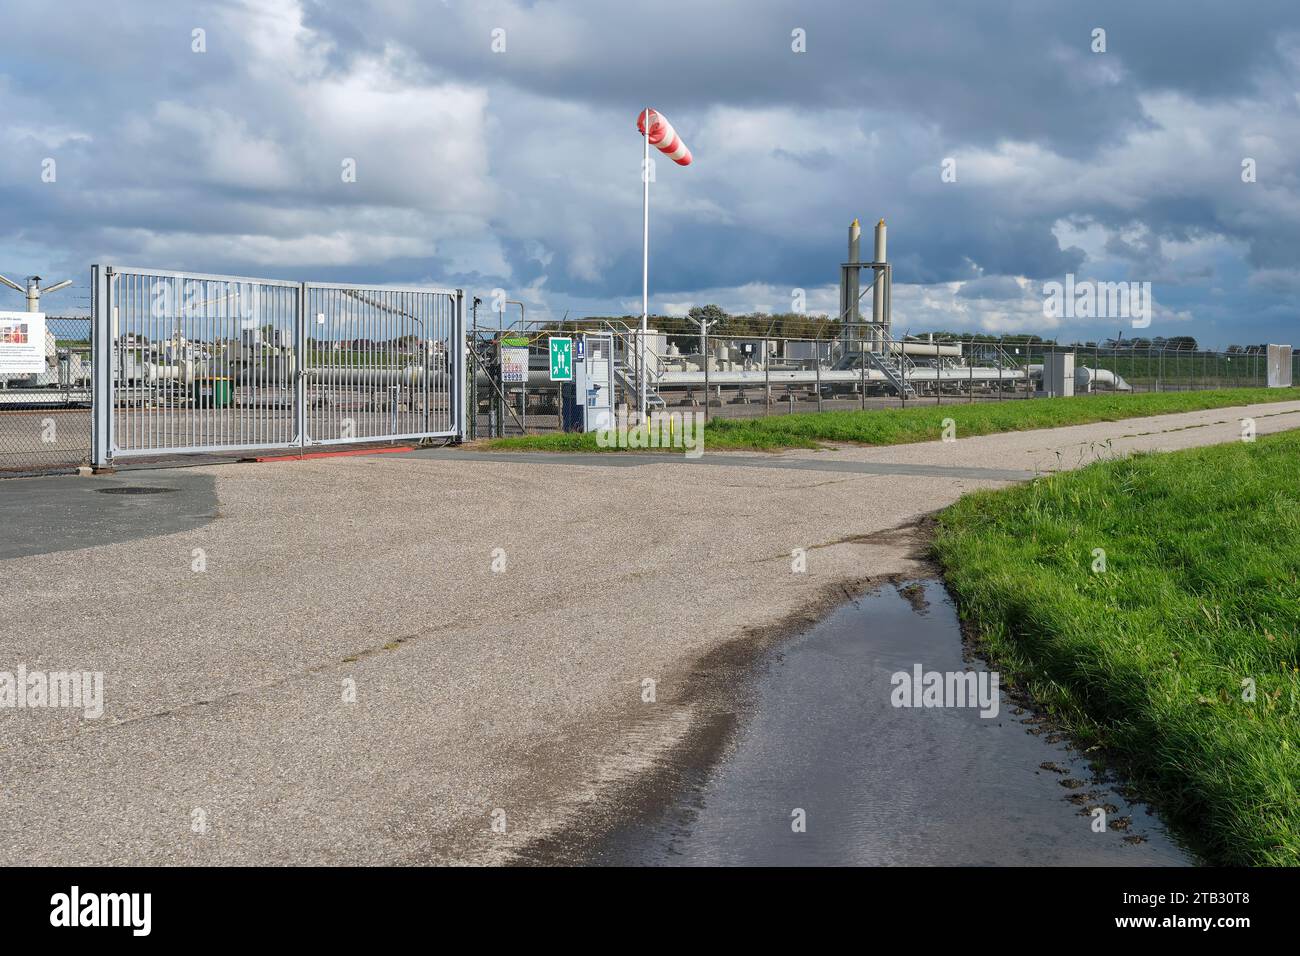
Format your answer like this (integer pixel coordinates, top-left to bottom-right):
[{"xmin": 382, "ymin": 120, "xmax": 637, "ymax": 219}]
[{"xmin": 249, "ymin": 446, "xmax": 416, "ymax": 463}]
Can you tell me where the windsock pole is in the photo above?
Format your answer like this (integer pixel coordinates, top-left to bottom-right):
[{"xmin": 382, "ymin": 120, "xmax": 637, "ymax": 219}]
[
  {"xmin": 635, "ymin": 107, "xmax": 691, "ymax": 422},
  {"xmin": 641, "ymin": 107, "xmax": 651, "ymax": 423}
]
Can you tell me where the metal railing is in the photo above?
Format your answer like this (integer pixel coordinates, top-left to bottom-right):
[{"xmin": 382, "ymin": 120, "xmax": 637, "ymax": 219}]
[
  {"xmin": 464, "ymin": 324, "xmax": 1296, "ymax": 434},
  {"xmin": 467, "ymin": 315, "xmax": 670, "ymax": 438}
]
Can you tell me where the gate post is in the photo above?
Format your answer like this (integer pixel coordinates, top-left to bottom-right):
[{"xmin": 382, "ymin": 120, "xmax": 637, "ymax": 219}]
[
  {"xmin": 90, "ymin": 264, "xmax": 114, "ymax": 472},
  {"xmin": 296, "ymin": 282, "xmax": 308, "ymax": 448},
  {"xmin": 455, "ymin": 289, "xmax": 467, "ymax": 442}
]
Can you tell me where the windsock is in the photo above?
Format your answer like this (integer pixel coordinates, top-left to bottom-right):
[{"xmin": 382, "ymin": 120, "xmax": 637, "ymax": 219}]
[{"xmin": 637, "ymin": 109, "xmax": 692, "ymax": 166}]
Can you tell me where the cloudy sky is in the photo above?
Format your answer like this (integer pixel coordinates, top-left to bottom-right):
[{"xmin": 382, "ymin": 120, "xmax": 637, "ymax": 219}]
[{"xmin": 1, "ymin": 0, "xmax": 1298, "ymax": 346}]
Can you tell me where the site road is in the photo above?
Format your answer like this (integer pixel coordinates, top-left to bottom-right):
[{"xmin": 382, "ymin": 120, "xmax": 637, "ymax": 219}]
[{"xmin": 1, "ymin": 399, "xmax": 1298, "ymax": 864}]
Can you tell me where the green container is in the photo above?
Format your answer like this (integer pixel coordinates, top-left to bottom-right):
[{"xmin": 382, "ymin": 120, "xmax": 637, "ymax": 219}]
[{"xmin": 194, "ymin": 377, "xmax": 232, "ymax": 409}]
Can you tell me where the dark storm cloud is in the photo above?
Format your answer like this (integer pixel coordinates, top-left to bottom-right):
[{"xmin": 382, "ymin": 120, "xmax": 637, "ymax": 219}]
[
  {"xmin": 0, "ymin": 0, "xmax": 1298, "ymax": 345},
  {"xmin": 301, "ymin": 0, "xmax": 1293, "ymax": 154}
]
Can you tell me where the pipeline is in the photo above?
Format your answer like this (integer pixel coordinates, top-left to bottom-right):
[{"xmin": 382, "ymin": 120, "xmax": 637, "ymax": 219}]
[
  {"xmin": 120, "ymin": 358, "xmax": 450, "ymax": 389},
  {"xmin": 889, "ymin": 341, "xmax": 963, "ymax": 358},
  {"xmin": 1075, "ymin": 366, "xmax": 1132, "ymax": 392}
]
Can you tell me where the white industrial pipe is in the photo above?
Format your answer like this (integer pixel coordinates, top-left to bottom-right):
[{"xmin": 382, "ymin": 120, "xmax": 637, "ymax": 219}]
[
  {"xmin": 847, "ymin": 219, "xmax": 861, "ymax": 326},
  {"xmin": 1075, "ymin": 366, "xmax": 1132, "ymax": 392},
  {"xmin": 304, "ymin": 367, "xmax": 449, "ymax": 388},
  {"xmin": 118, "ymin": 359, "xmax": 449, "ymax": 390},
  {"xmin": 872, "ymin": 218, "xmax": 887, "ymax": 351},
  {"xmin": 889, "ymin": 341, "xmax": 962, "ymax": 358}
]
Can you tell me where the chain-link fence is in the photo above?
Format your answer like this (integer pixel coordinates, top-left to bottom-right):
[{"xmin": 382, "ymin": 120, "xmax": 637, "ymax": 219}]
[
  {"xmin": 0, "ymin": 316, "xmax": 92, "ymax": 474},
  {"xmin": 7, "ymin": 318, "xmax": 1294, "ymax": 463},
  {"xmin": 1008, "ymin": 341, "xmax": 1284, "ymax": 395},
  {"xmin": 471, "ymin": 327, "xmax": 1296, "ymax": 436}
]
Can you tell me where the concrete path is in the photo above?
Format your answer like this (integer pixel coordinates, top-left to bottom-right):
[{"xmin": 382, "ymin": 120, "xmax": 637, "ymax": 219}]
[{"xmin": 1, "ymin": 398, "xmax": 1297, "ymax": 864}]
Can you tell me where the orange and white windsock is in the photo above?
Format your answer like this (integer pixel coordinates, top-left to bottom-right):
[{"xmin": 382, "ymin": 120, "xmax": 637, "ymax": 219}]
[{"xmin": 637, "ymin": 108, "xmax": 692, "ymax": 166}]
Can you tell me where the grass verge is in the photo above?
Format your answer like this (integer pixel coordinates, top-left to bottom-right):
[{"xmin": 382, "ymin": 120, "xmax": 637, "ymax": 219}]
[
  {"xmin": 478, "ymin": 387, "xmax": 1299, "ymax": 453},
  {"xmin": 933, "ymin": 429, "xmax": 1300, "ymax": 865}
]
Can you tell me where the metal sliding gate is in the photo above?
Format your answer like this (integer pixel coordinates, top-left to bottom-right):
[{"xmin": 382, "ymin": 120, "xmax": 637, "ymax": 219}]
[{"xmin": 91, "ymin": 266, "xmax": 465, "ymax": 467}]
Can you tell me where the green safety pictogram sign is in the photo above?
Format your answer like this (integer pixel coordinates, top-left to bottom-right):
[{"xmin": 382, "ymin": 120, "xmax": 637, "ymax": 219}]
[{"xmin": 549, "ymin": 336, "xmax": 573, "ymax": 381}]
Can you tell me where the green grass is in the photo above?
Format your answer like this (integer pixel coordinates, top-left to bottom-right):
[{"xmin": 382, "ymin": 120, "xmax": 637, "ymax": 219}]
[
  {"xmin": 479, "ymin": 387, "xmax": 1300, "ymax": 453},
  {"xmin": 933, "ymin": 430, "xmax": 1300, "ymax": 865}
]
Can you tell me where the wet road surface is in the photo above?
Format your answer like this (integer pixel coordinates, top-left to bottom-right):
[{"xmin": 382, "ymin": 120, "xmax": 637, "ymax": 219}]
[{"xmin": 590, "ymin": 580, "xmax": 1193, "ymax": 866}]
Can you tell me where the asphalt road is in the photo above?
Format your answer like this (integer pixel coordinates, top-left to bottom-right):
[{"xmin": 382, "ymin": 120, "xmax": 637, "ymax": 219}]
[{"xmin": 2, "ymin": 398, "xmax": 1297, "ymax": 864}]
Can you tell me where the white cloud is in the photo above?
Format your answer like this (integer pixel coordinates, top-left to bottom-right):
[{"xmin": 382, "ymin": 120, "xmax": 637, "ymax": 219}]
[{"xmin": 2, "ymin": 0, "xmax": 1300, "ymax": 349}]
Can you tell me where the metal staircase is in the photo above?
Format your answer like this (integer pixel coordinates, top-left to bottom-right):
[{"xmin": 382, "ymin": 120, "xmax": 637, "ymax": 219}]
[
  {"xmin": 989, "ymin": 342, "xmax": 1021, "ymax": 372},
  {"xmin": 612, "ymin": 355, "xmax": 666, "ymax": 411},
  {"xmin": 604, "ymin": 322, "xmax": 666, "ymax": 411},
  {"xmin": 866, "ymin": 341, "xmax": 918, "ymax": 397}
]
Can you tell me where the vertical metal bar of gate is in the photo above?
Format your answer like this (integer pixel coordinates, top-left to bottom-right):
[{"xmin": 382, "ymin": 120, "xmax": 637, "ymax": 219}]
[
  {"xmin": 422, "ymin": 294, "xmax": 430, "ymax": 437},
  {"xmin": 296, "ymin": 282, "xmax": 308, "ymax": 446},
  {"xmin": 91, "ymin": 265, "xmax": 113, "ymax": 470}
]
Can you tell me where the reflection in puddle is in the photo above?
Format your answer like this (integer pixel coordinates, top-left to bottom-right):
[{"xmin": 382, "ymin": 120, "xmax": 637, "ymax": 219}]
[{"xmin": 594, "ymin": 580, "xmax": 1193, "ymax": 866}]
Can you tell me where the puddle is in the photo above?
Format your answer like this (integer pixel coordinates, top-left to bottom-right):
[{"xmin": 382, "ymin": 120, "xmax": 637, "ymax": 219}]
[{"xmin": 591, "ymin": 579, "xmax": 1193, "ymax": 865}]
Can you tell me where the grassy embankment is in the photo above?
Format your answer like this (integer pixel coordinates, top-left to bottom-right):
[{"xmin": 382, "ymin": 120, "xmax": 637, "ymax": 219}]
[
  {"xmin": 479, "ymin": 386, "xmax": 1299, "ymax": 452},
  {"xmin": 934, "ymin": 429, "xmax": 1300, "ymax": 865}
]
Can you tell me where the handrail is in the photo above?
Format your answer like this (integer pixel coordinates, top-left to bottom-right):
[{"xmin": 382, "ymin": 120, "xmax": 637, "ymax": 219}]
[{"xmin": 865, "ymin": 333, "xmax": 918, "ymax": 396}]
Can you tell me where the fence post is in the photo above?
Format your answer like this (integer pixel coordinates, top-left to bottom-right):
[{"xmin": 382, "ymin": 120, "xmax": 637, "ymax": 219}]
[
  {"xmin": 815, "ymin": 341, "xmax": 823, "ymax": 412},
  {"xmin": 968, "ymin": 338, "xmax": 974, "ymax": 403},
  {"xmin": 860, "ymin": 334, "xmax": 866, "ymax": 411},
  {"xmin": 468, "ymin": 336, "xmax": 477, "ymax": 439},
  {"xmin": 901, "ymin": 341, "xmax": 907, "ymax": 410},
  {"xmin": 765, "ymin": 339, "xmax": 771, "ymax": 415},
  {"xmin": 997, "ymin": 338, "xmax": 1002, "ymax": 401},
  {"xmin": 91, "ymin": 264, "xmax": 114, "ymax": 471},
  {"xmin": 703, "ymin": 331, "xmax": 710, "ymax": 423}
]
